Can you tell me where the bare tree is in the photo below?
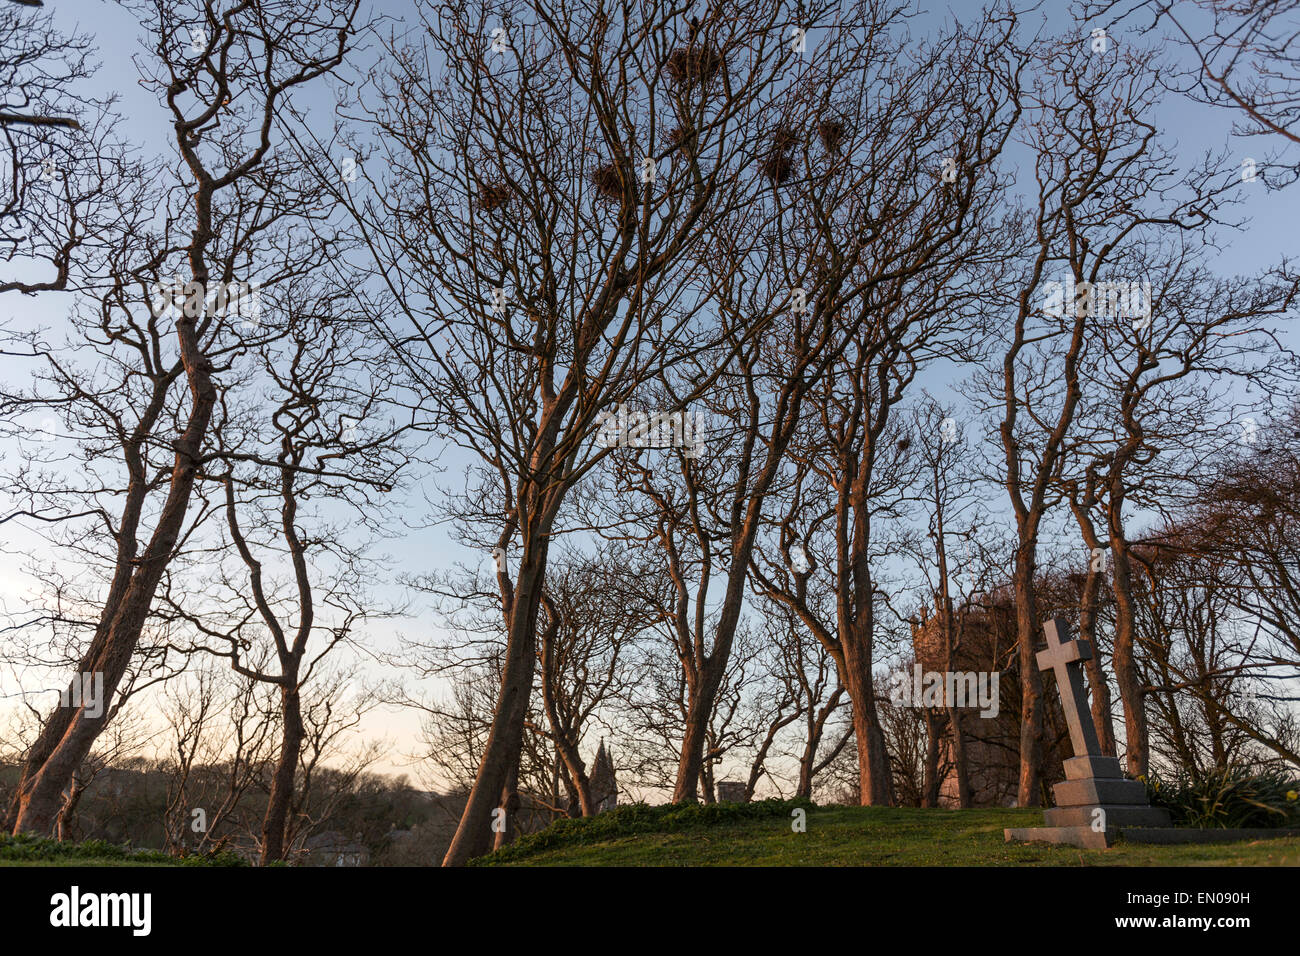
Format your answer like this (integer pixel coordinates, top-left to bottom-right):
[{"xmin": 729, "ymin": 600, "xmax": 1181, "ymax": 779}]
[
  {"xmin": 972, "ymin": 31, "xmax": 1257, "ymax": 801},
  {"xmin": 745, "ymin": 10, "xmax": 1024, "ymax": 806},
  {"xmin": 1086, "ymin": 0, "xmax": 1300, "ymax": 178},
  {"xmin": 159, "ymin": 662, "xmax": 275, "ymax": 857},
  {"xmin": 536, "ymin": 543, "xmax": 647, "ymax": 817},
  {"xmin": 329, "ymin": 0, "xmax": 830, "ymax": 862},
  {"xmin": 156, "ymin": 282, "xmax": 409, "ymax": 863},
  {"xmin": 0, "ymin": 0, "xmax": 132, "ymax": 295},
  {"xmin": 895, "ymin": 399, "xmax": 1012, "ymax": 807},
  {"xmin": 6, "ymin": 0, "xmax": 364, "ymax": 836}
]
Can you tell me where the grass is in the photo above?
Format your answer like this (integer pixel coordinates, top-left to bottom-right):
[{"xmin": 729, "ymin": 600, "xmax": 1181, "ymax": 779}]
[
  {"xmin": 0, "ymin": 833, "xmax": 247, "ymax": 867},
  {"xmin": 476, "ymin": 802, "xmax": 1300, "ymax": 866},
  {"xmin": 9, "ymin": 803, "xmax": 1297, "ymax": 867}
]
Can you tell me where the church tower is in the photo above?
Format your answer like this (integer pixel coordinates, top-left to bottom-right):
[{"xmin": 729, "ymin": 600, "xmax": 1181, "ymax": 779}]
[{"xmin": 589, "ymin": 738, "xmax": 618, "ymax": 813}]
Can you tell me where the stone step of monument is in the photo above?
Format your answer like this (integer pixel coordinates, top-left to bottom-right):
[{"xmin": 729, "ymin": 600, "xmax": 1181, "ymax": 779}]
[
  {"xmin": 1004, "ymin": 825, "xmax": 1115, "ymax": 849},
  {"xmin": 1006, "ymin": 824, "xmax": 1300, "ymax": 849},
  {"xmin": 1043, "ymin": 804, "xmax": 1172, "ymax": 829},
  {"xmin": 1052, "ymin": 778, "xmax": 1150, "ymax": 807},
  {"xmin": 1063, "ymin": 754, "xmax": 1124, "ymax": 781}
]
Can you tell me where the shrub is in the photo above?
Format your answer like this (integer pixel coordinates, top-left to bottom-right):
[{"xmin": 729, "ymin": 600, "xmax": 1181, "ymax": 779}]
[
  {"xmin": 1144, "ymin": 766, "xmax": 1300, "ymax": 829},
  {"xmin": 0, "ymin": 832, "xmax": 248, "ymax": 866}
]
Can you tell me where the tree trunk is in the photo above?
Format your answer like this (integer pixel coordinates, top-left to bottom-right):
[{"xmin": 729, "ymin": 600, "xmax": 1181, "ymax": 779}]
[
  {"xmin": 921, "ymin": 709, "xmax": 942, "ymax": 807},
  {"xmin": 13, "ymin": 187, "xmax": 219, "ymax": 835},
  {"xmin": 672, "ymin": 570, "xmax": 749, "ymax": 801},
  {"xmin": 492, "ymin": 751, "xmax": 521, "ymax": 851},
  {"xmin": 442, "ymin": 534, "xmax": 550, "ymax": 866},
  {"xmin": 5, "ymin": 685, "xmax": 81, "ymax": 833},
  {"xmin": 54, "ymin": 769, "xmax": 87, "ymax": 842},
  {"xmin": 13, "ymin": 434, "xmax": 211, "ymax": 835},
  {"xmin": 538, "ymin": 610, "xmax": 594, "ymax": 816},
  {"xmin": 260, "ymin": 679, "xmax": 304, "ymax": 864},
  {"xmin": 1069, "ymin": 500, "xmax": 1119, "ymax": 756},
  {"xmin": 1107, "ymin": 534, "xmax": 1148, "ymax": 778},
  {"xmin": 4, "ymin": 509, "xmax": 149, "ymax": 834},
  {"xmin": 795, "ymin": 692, "xmax": 840, "ymax": 800},
  {"xmin": 673, "ymin": 673, "xmax": 722, "ymax": 801},
  {"xmin": 554, "ymin": 738, "xmax": 594, "ymax": 817},
  {"xmin": 840, "ymin": 639, "xmax": 894, "ymax": 805},
  {"xmin": 1012, "ymin": 549, "xmax": 1044, "ymax": 807},
  {"xmin": 1078, "ymin": 568, "xmax": 1118, "ymax": 757},
  {"xmin": 945, "ymin": 705, "xmax": 971, "ymax": 808}
]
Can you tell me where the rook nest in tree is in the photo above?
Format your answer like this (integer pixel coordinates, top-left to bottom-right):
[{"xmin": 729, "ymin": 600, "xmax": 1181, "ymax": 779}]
[
  {"xmin": 591, "ymin": 162, "xmax": 628, "ymax": 201},
  {"xmin": 664, "ymin": 125, "xmax": 693, "ymax": 150},
  {"xmin": 772, "ymin": 126, "xmax": 800, "ymax": 152},
  {"xmin": 818, "ymin": 120, "xmax": 845, "ymax": 152},
  {"xmin": 477, "ymin": 182, "xmax": 511, "ymax": 212},
  {"xmin": 760, "ymin": 151, "xmax": 794, "ymax": 186},
  {"xmin": 664, "ymin": 45, "xmax": 726, "ymax": 88}
]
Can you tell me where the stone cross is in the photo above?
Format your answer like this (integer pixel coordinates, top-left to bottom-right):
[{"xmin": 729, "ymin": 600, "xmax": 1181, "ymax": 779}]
[
  {"xmin": 1035, "ymin": 616, "xmax": 1101, "ymax": 758},
  {"xmin": 1004, "ymin": 615, "xmax": 1171, "ymax": 847}
]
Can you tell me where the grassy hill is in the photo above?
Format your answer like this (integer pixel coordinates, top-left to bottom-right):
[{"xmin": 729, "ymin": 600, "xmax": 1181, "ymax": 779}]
[
  {"xmin": 476, "ymin": 800, "xmax": 1300, "ymax": 866},
  {"xmin": 8, "ymin": 800, "xmax": 1297, "ymax": 866}
]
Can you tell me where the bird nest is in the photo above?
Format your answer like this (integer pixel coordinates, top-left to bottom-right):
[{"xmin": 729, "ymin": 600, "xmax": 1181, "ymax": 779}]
[
  {"xmin": 664, "ymin": 125, "xmax": 694, "ymax": 151},
  {"xmin": 664, "ymin": 45, "xmax": 726, "ymax": 88},
  {"xmin": 760, "ymin": 151, "xmax": 794, "ymax": 186},
  {"xmin": 818, "ymin": 119, "xmax": 845, "ymax": 153},
  {"xmin": 772, "ymin": 126, "xmax": 800, "ymax": 153},
  {"xmin": 477, "ymin": 182, "xmax": 512, "ymax": 212},
  {"xmin": 591, "ymin": 162, "xmax": 629, "ymax": 202}
]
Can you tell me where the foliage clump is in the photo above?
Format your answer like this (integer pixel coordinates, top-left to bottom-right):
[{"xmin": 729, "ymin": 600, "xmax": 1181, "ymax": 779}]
[
  {"xmin": 0, "ymin": 832, "xmax": 249, "ymax": 866},
  {"xmin": 1144, "ymin": 766, "xmax": 1300, "ymax": 829}
]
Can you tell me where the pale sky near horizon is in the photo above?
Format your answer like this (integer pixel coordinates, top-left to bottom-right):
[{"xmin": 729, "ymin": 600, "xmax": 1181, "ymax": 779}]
[{"xmin": 1, "ymin": 0, "xmax": 1296, "ymax": 791}]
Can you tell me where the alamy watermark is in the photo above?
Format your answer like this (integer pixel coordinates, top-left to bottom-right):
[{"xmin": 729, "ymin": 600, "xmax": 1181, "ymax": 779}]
[
  {"xmin": 1042, "ymin": 275, "xmax": 1152, "ymax": 329},
  {"xmin": 886, "ymin": 664, "xmax": 1000, "ymax": 718},
  {"xmin": 50, "ymin": 886, "xmax": 150, "ymax": 936},
  {"xmin": 59, "ymin": 671, "xmax": 104, "ymax": 720},
  {"xmin": 596, "ymin": 404, "xmax": 707, "ymax": 458},
  {"xmin": 149, "ymin": 276, "xmax": 263, "ymax": 326}
]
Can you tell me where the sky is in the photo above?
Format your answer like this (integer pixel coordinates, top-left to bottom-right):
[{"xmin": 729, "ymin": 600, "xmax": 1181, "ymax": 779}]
[{"xmin": 1, "ymin": 0, "xmax": 1296, "ymax": 789}]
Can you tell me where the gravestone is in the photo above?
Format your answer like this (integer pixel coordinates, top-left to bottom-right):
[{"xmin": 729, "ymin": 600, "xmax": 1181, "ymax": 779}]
[
  {"xmin": 1005, "ymin": 615, "xmax": 1169, "ymax": 848},
  {"xmin": 716, "ymin": 781, "xmax": 747, "ymax": 803}
]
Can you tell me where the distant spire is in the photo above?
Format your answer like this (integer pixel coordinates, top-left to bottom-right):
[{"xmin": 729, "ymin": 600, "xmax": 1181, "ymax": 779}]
[{"xmin": 590, "ymin": 738, "xmax": 618, "ymax": 813}]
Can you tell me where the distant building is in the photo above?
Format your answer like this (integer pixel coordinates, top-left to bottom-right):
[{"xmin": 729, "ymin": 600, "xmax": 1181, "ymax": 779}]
[
  {"xmin": 910, "ymin": 596, "xmax": 1069, "ymax": 808},
  {"xmin": 300, "ymin": 830, "xmax": 370, "ymax": 867},
  {"xmin": 589, "ymin": 739, "xmax": 618, "ymax": 813}
]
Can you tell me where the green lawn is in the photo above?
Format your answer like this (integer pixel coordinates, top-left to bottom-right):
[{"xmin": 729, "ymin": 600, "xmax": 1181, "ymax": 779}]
[{"xmin": 480, "ymin": 804, "xmax": 1300, "ymax": 866}]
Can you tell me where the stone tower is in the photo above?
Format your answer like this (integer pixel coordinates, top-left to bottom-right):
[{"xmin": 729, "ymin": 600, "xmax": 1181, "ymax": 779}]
[{"xmin": 589, "ymin": 738, "xmax": 618, "ymax": 813}]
